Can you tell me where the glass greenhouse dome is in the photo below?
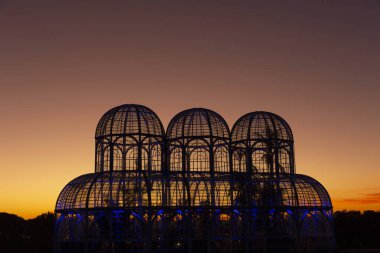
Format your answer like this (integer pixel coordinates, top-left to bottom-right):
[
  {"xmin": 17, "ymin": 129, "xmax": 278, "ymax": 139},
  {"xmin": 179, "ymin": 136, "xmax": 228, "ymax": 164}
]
[{"xmin": 54, "ymin": 104, "xmax": 334, "ymax": 253}]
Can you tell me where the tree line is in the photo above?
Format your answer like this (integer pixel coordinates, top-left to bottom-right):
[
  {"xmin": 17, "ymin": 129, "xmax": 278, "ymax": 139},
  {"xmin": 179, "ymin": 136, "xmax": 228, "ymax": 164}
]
[
  {"xmin": 334, "ymin": 210, "xmax": 380, "ymax": 251},
  {"xmin": 0, "ymin": 210, "xmax": 379, "ymax": 253},
  {"xmin": 0, "ymin": 212, "xmax": 54, "ymax": 253}
]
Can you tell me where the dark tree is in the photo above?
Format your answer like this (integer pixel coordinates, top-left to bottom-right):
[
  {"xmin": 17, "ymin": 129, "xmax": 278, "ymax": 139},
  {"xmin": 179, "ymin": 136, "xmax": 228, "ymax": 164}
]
[
  {"xmin": 0, "ymin": 212, "xmax": 55, "ymax": 253},
  {"xmin": 334, "ymin": 210, "xmax": 380, "ymax": 251}
]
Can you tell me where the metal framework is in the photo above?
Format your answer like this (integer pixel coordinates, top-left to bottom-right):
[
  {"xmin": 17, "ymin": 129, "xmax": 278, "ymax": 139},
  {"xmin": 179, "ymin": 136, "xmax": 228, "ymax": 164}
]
[{"xmin": 54, "ymin": 104, "xmax": 334, "ymax": 253}]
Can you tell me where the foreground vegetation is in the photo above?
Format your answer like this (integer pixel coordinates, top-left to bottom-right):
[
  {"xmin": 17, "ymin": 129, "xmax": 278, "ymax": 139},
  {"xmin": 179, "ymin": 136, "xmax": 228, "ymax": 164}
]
[
  {"xmin": 0, "ymin": 212, "xmax": 54, "ymax": 253},
  {"xmin": 334, "ymin": 210, "xmax": 380, "ymax": 251},
  {"xmin": 0, "ymin": 210, "xmax": 379, "ymax": 253}
]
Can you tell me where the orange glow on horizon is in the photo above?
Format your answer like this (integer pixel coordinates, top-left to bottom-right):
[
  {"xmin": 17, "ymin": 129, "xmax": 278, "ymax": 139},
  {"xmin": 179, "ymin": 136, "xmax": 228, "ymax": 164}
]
[{"xmin": 0, "ymin": 1, "xmax": 379, "ymax": 219}]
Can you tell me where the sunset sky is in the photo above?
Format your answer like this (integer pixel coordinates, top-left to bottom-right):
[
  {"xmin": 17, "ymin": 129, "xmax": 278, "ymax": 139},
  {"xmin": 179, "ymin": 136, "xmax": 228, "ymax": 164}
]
[{"xmin": 0, "ymin": 0, "xmax": 379, "ymax": 219}]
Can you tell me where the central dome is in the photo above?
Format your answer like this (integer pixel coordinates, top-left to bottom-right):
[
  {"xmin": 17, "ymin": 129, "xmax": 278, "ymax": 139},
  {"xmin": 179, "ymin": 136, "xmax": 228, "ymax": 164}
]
[
  {"xmin": 166, "ymin": 108, "xmax": 230, "ymax": 173},
  {"xmin": 166, "ymin": 108, "xmax": 230, "ymax": 140}
]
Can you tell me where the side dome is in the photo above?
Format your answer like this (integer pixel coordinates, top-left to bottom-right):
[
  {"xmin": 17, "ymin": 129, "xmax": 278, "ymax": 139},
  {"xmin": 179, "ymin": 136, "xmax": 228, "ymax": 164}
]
[
  {"xmin": 291, "ymin": 174, "xmax": 332, "ymax": 208},
  {"xmin": 231, "ymin": 173, "xmax": 332, "ymax": 208},
  {"xmin": 262, "ymin": 174, "xmax": 332, "ymax": 208},
  {"xmin": 55, "ymin": 171, "xmax": 164, "ymax": 211},
  {"xmin": 95, "ymin": 104, "xmax": 165, "ymax": 172},
  {"xmin": 231, "ymin": 111, "xmax": 295, "ymax": 174},
  {"xmin": 231, "ymin": 111, "xmax": 293, "ymax": 143},
  {"xmin": 96, "ymin": 104, "xmax": 164, "ymax": 138},
  {"xmin": 166, "ymin": 108, "xmax": 230, "ymax": 173}
]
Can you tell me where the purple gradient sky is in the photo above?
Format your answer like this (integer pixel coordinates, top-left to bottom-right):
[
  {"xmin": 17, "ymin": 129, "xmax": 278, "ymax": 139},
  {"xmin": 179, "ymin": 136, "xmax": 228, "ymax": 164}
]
[{"xmin": 0, "ymin": 0, "xmax": 379, "ymax": 218}]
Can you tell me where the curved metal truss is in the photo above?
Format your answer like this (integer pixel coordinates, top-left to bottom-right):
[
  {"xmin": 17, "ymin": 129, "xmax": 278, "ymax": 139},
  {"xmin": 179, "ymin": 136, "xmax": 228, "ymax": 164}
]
[
  {"xmin": 95, "ymin": 104, "xmax": 164, "ymax": 173},
  {"xmin": 231, "ymin": 111, "xmax": 295, "ymax": 174},
  {"xmin": 166, "ymin": 108, "xmax": 230, "ymax": 173},
  {"xmin": 54, "ymin": 105, "xmax": 334, "ymax": 253}
]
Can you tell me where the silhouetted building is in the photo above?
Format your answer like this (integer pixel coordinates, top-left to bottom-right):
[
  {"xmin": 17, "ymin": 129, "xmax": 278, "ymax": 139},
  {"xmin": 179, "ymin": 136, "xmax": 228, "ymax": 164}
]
[{"xmin": 54, "ymin": 104, "xmax": 334, "ymax": 253}]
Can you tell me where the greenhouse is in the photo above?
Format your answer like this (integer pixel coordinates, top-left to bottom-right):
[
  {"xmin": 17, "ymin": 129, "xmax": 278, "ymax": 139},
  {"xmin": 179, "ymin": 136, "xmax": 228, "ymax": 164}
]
[{"xmin": 54, "ymin": 104, "xmax": 334, "ymax": 253}]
